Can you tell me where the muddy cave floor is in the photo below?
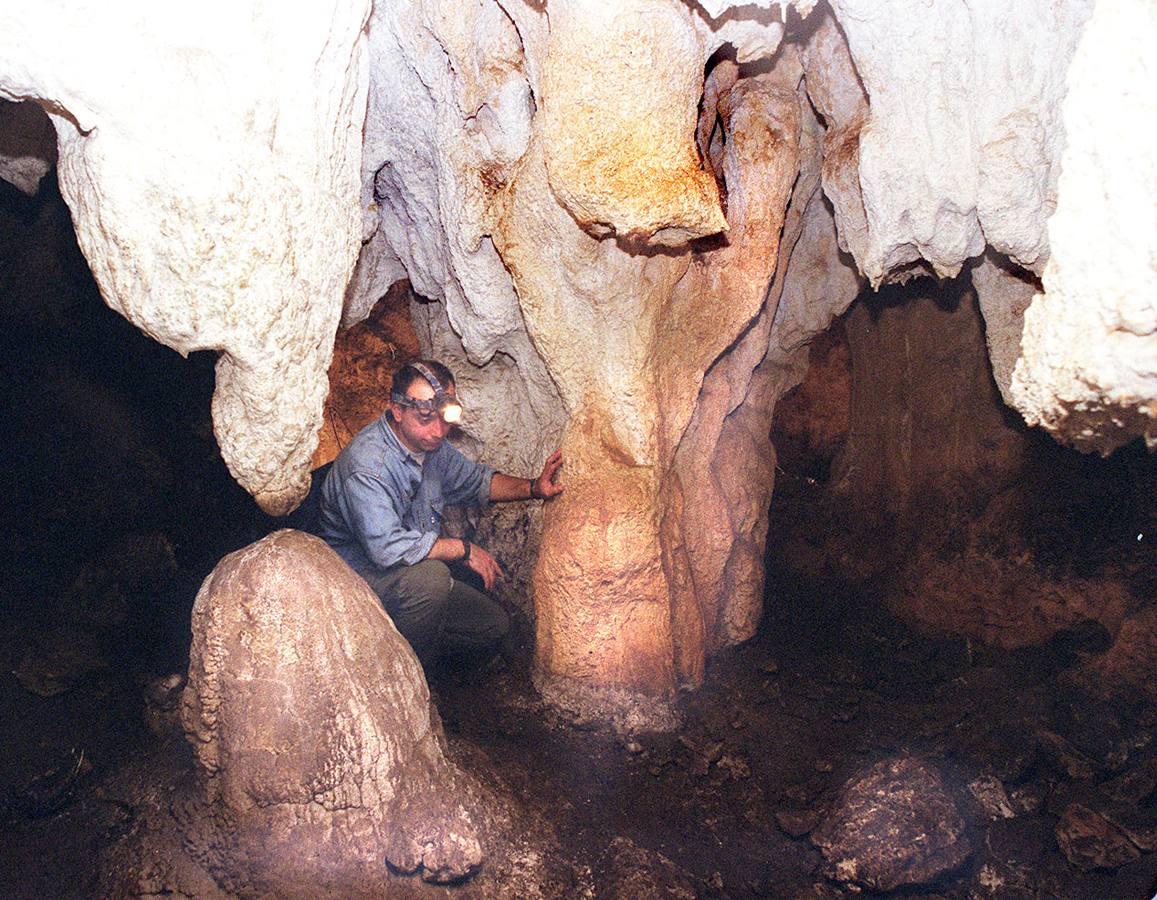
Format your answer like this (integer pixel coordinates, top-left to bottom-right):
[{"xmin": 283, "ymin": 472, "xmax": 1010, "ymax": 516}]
[{"xmin": 2, "ymin": 501, "xmax": 1156, "ymax": 897}]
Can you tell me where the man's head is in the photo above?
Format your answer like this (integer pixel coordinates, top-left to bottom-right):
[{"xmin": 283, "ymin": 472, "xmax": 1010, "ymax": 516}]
[{"xmin": 388, "ymin": 359, "xmax": 461, "ymax": 454}]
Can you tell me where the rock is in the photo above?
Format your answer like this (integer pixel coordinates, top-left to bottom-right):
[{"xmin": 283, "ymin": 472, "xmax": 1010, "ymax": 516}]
[
  {"xmin": 312, "ymin": 282, "xmax": 420, "ymax": 470},
  {"xmin": 540, "ymin": 0, "xmax": 725, "ymax": 245},
  {"xmin": 893, "ymin": 535, "xmax": 1130, "ymax": 651},
  {"xmin": 13, "ymin": 628, "xmax": 107, "ymax": 697},
  {"xmin": 802, "ymin": 8, "xmax": 870, "ymax": 270},
  {"xmin": 64, "ymin": 532, "xmax": 177, "ymax": 627},
  {"xmin": 776, "ymin": 807, "xmax": 824, "ymax": 838},
  {"xmin": 1077, "ymin": 607, "xmax": 1157, "ymax": 706},
  {"xmin": 1055, "ymin": 803, "xmax": 1142, "ymax": 872},
  {"xmin": 1062, "ymin": 761, "xmax": 1157, "ymax": 854},
  {"xmin": 972, "ymin": 251, "xmax": 1041, "ymax": 415},
  {"xmin": 971, "ymin": 817, "xmax": 1051, "ymax": 898},
  {"xmin": 599, "ymin": 835, "xmax": 699, "ymax": 900},
  {"xmin": 142, "ymin": 672, "xmax": 186, "ymax": 740},
  {"xmin": 180, "ymin": 530, "xmax": 483, "ymax": 894},
  {"xmin": 4, "ymin": 0, "xmax": 1151, "ymax": 732},
  {"xmin": 832, "ymin": 284, "xmax": 1030, "ymax": 537},
  {"xmin": 0, "ymin": 1, "xmax": 370, "ymax": 514},
  {"xmin": 1102, "ymin": 757, "xmax": 1157, "ymax": 808},
  {"xmin": 1035, "ymin": 729, "xmax": 1099, "ymax": 780},
  {"xmin": 826, "ymin": 0, "xmax": 1092, "ymax": 282},
  {"xmin": 968, "ymin": 775, "xmax": 1016, "ymax": 821},
  {"xmin": 957, "ymin": 721, "xmax": 1039, "ymax": 784},
  {"xmin": 718, "ymin": 753, "xmax": 751, "ymax": 781},
  {"xmin": 1009, "ymin": 782, "xmax": 1049, "ymax": 816},
  {"xmin": 15, "ymin": 747, "xmax": 91, "ymax": 818},
  {"xmin": 1053, "ymin": 681, "xmax": 1135, "ymax": 771},
  {"xmin": 811, "ymin": 756, "xmax": 974, "ymax": 892}
]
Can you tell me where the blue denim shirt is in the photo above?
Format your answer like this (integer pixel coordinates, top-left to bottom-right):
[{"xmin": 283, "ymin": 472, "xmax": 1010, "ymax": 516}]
[{"xmin": 317, "ymin": 414, "xmax": 494, "ymax": 578}]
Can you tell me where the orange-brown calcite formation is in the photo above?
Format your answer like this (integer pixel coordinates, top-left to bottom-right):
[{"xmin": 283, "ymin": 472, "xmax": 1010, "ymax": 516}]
[
  {"xmin": 496, "ymin": 49, "xmax": 813, "ymax": 708},
  {"xmin": 540, "ymin": 0, "xmax": 726, "ymax": 245},
  {"xmin": 534, "ymin": 459, "xmax": 674, "ymax": 694},
  {"xmin": 312, "ymin": 281, "xmax": 419, "ymax": 469}
]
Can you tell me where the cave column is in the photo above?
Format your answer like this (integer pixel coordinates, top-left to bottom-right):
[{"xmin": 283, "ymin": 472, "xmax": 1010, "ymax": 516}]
[
  {"xmin": 491, "ymin": 6, "xmax": 809, "ymax": 711},
  {"xmin": 493, "ymin": 0, "xmax": 724, "ymax": 708}
]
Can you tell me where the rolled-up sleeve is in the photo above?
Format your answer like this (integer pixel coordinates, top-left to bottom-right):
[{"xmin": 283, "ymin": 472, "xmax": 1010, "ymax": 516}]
[{"xmin": 343, "ymin": 470, "xmax": 437, "ymax": 570}]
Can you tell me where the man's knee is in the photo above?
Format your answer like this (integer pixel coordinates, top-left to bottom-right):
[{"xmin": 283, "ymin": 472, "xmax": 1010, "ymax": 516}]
[{"xmin": 392, "ymin": 559, "xmax": 454, "ymax": 609}]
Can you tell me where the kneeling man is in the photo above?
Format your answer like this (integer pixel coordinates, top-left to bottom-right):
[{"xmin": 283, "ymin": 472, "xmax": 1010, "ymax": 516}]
[{"xmin": 318, "ymin": 359, "xmax": 562, "ymax": 666}]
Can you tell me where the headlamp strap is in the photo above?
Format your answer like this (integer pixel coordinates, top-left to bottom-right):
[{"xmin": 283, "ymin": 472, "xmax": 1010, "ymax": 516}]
[{"xmin": 411, "ymin": 362, "xmax": 446, "ymax": 400}]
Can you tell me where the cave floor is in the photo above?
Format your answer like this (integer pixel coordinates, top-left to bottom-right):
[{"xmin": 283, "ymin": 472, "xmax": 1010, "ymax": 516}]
[
  {"xmin": 426, "ymin": 570, "xmax": 1156, "ymax": 898},
  {"xmin": 4, "ymin": 571, "xmax": 1152, "ymax": 893},
  {"xmin": 2, "ymin": 546, "xmax": 1155, "ymax": 897}
]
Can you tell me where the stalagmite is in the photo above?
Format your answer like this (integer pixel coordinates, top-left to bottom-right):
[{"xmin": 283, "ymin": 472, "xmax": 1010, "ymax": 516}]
[{"xmin": 182, "ymin": 531, "xmax": 483, "ymax": 891}]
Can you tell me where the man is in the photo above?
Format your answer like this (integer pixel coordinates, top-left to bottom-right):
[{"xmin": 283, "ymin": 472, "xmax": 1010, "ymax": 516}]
[{"xmin": 318, "ymin": 359, "xmax": 563, "ymax": 667}]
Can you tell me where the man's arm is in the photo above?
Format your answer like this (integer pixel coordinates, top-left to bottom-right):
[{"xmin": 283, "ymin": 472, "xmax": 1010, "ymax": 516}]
[
  {"xmin": 434, "ymin": 449, "xmax": 563, "ymax": 591},
  {"xmin": 427, "ymin": 535, "xmax": 503, "ymax": 591},
  {"xmin": 489, "ymin": 450, "xmax": 564, "ymax": 502}
]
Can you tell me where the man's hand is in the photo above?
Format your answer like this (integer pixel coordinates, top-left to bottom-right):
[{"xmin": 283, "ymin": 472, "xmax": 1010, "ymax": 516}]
[
  {"xmin": 465, "ymin": 542, "xmax": 504, "ymax": 591},
  {"xmin": 532, "ymin": 449, "xmax": 564, "ymax": 500}
]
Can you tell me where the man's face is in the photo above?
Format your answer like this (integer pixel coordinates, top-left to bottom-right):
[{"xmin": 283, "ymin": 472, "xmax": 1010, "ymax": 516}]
[{"xmin": 389, "ymin": 377, "xmax": 457, "ymax": 454}]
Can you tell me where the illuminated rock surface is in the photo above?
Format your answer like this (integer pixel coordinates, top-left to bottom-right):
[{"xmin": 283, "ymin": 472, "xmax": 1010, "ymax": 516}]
[
  {"xmin": 825, "ymin": 0, "xmax": 1093, "ymax": 282},
  {"xmin": 812, "ymin": 756, "xmax": 973, "ymax": 892},
  {"xmin": 181, "ymin": 530, "xmax": 482, "ymax": 892},
  {"xmin": 0, "ymin": 1, "xmax": 370, "ymax": 515},
  {"xmin": 1009, "ymin": 0, "xmax": 1157, "ymax": 453}
]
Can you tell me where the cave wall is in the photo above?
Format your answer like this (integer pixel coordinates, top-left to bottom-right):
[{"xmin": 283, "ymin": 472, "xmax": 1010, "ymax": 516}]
[{"xmin": 833, "ymin": 277, "xmax": 1028, "ymax": 524}]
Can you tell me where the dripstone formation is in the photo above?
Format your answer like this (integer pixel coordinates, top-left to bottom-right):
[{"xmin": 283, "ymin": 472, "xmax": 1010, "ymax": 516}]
[{"xmin": 1, "ymin": 0, "xmax": 1153, "ymax": 710}]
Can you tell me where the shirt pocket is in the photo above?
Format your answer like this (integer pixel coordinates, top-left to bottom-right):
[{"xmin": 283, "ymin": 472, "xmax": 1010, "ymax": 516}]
[{"xmin": 418, "ymin": 482, "xmax": 445, "ymax": 533}]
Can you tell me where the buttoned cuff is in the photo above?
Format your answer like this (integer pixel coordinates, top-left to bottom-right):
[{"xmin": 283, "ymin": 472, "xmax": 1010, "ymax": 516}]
[
  {"xmin": 478, "ymin": 467, "xmax": 495, "ymax": 506},
  {"xmin": 400, "ymin": 529, "xmax": 439, "ymax": 567}
]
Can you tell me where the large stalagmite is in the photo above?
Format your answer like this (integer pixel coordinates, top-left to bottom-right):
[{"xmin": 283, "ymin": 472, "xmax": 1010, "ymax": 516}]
[{"xmin": 181, "ymin": 530, "xmax": 483, "ymax": 891}]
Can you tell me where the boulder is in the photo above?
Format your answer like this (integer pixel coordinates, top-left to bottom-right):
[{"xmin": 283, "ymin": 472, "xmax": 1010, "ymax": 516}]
[
  {"xmin": 1055, "ymin": 803, "xmax": 1142, "ymax": 872},
  {"xmin": 811, "ymin": 756, "xmax": 973, "ymax": 891},
  {"xmin": 181, "ymin": 530, "xmax": 482, "ymax": 894}
]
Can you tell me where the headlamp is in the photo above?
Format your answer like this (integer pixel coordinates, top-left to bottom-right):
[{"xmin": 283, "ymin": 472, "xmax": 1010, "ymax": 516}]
[{"xmin": 392, "ymin": 362, "xmax": 463, "ymax": 424}]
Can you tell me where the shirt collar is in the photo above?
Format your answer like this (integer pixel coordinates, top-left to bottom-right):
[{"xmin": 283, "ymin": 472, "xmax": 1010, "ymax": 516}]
[{"xmin": 379, "ymin": 413, "xmax": 425, "ymax": 467}]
